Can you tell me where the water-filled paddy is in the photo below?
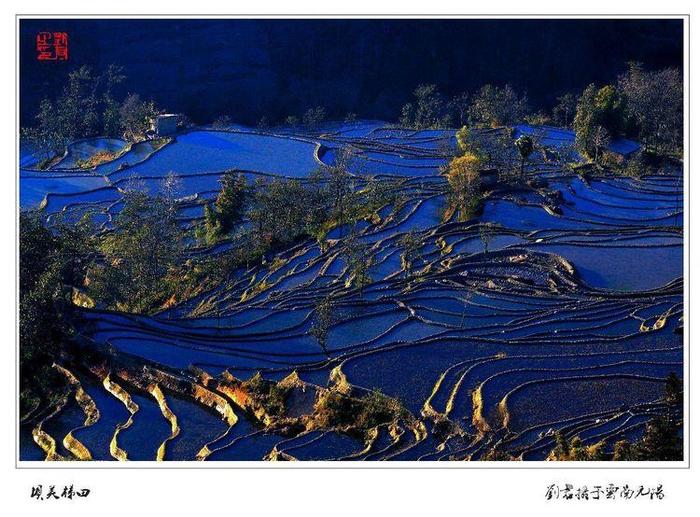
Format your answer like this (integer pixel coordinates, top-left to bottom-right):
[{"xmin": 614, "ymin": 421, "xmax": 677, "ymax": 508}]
[{"xmin": 20, "ymin": 122, "xmax": 683, "ymax": 461}]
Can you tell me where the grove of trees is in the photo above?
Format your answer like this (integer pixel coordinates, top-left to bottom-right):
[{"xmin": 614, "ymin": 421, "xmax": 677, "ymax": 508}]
[
  {"xmin": 22, "ymin": 65, "xmax": 163, "ymax": 167},
  {"xmin": 397, "ymin": 62, "xmax": 682, "ymax": 161}
]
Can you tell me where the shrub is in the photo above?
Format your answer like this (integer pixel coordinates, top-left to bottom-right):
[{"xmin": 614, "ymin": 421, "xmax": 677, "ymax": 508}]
[
  {"xmin": 314, "ymin": 388, "xmax": 410, "ymax": 437},
  {"xmin": 400, "ymin": 84, "xmax": 451, "ymax": 129},
  {"xmin": 212, "ymin": 115, "xmax": 232, "ymax": 128},
  {"xmin": 242, "ymin": 373, "xmax": 290, "ymax": 417},
  {"xmin": 468, "ymin": 84, "xmax": 529, "ymax": 127},
  {"xmin": 302, "ymin": 106, "xmax": 327, "ymax": 128}
]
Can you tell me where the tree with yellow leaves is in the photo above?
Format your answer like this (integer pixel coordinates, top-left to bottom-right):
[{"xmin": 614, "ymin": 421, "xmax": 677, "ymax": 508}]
[{"xmin": 446, "ymin": 153, "xmax": 483, "ymax": 222}]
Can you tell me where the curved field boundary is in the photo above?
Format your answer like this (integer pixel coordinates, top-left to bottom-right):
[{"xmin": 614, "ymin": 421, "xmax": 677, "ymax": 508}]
[
  {"xmin": 102, "ymin": 374, "xmax": 140, "ymax": 461},
  {"xmin": 54, "ymin": 364, "xmax": 100, "ymax": 460}
]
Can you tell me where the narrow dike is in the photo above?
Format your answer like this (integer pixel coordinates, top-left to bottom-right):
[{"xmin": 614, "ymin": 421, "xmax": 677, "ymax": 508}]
[
  {"xmin": 53, "ymin": 364, "xmax": 100, "ymax": 460},
  {"xmin": 102, "ymin": 374, "xmax": 139, "ymax": 461},
  {"xmin": 148, "ymin": 384, "xmax": 180, "ymax": 461}
]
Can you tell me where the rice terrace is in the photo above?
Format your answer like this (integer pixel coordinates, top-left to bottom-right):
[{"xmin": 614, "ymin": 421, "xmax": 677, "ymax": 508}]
[{"xmin": 18, "ymin": 18, "xmax": 684, "ymax": 462}]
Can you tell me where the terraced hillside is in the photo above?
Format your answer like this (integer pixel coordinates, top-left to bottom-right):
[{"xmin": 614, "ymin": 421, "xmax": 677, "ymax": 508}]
[{"xmin": 19, "ymin": 121, "xmax": 683, "ymax": 461}]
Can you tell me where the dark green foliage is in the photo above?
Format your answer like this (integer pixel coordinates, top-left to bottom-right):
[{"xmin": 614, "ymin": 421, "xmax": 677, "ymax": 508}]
[
  {"xmin": 665, "ymin": 372, "xmax": 683, "ymax": 406},
  {"xmin": 633, "ymin": 416, "xmax": 683, "ymax": 461},
  {"xmin": 622, "ymin": 152, "xmax": 649, "ymax": 178},
  {"xmin": 214, "ymin": 173, "xmax": 247, "ymax": 233},
  {"xmin": 552, "ymin": 430, "xmax": 570, "ymax": 458},
  {"xmin": 22, "ymin": 65, "xmax": 129, "ymax": 157},
  {"xmin": 195, "ymin": 203, "xmax": 224, "ymax": 245},
  {"xmin": 550, "ymin": 413, "xmax": 683, "ymax": 461},
  {"xmin": 248, "ymin": 177, "xmax": 325, "ymax": 249},
  {"xmin": 573, "ymin": 83, "xmax": 626, "ymax": 160},
  {"xmin": 550, "ymin": 432, "xmax": 607, "ymax": 461},
  {"xmin": 311, "ymin": 148, "xmax": 354, "ymax": 231},
  {"xmin": 612, "ymin": 439, "xmax": 634, "ymax": 461},
  {"xmin": 314, "ymin": 388, "xmax": 410, "ymax": 437},
  {"xmin": 243, "ymin": 373, "xmax": 290, "ymax": 417},
  {"xmin": 468, "ymin": 84, "xmax": 529, "ymax": 127},
  {"xmin": 356, "ymin": 389, "xmax": 410, "ymax": 430},
  {"xmin": 195, "ymin": 173, "xmax": 246, "ymax": 245},
  {"xmin": 455, "ymin": 125, "xmax": 486, "ymax": 159},
  {"xmin": 90, "ymin": 191, "xmax": 184, "ymax": 313},
  {"xmin": 19, "ymin": 212, "xmax": 96, "ymax": 418}
]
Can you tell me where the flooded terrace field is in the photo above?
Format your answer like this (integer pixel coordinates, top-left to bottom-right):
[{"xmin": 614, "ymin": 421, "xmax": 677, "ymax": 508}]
[{"xmin": 20, "ymin": 122, "xmax": 683, "ymax": 461}]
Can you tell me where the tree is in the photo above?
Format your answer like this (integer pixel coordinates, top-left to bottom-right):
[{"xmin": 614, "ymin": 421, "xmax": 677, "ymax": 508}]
[
  {"xmin": 468, "ymin": 84, "xmax": 529, "ymax": 127},
  {"xmin": 665, "ymin": 372, "xmax": 683, "ymax": 406},
  {"xmin": 456, "ymin": 126, "xmax": 485, "ymax": 159},
  {"xmin": 311, "ymin": 147, "xmax": 355, "ymax": 233},
  {"xmin": 593, "ymin": 85, "xmax": 627, "ymax": 136},
  {"xmin": 101, "ymin": 64, "xmax": 126, "ymax": 137},
  {"xmin": 618, "ymin": 62, "xmax": 683, "ymax": 153},
  {"xmin": 302, "ymin": 106, "xmax": 327, "ymax": 128},
  {"xmin": 591, "ymin": 125, "xmax": 611, "ymax": 163},
  {"xmin": 161, "ymin": 172, "xmax": 183, "ymax": 210},
  {"xmin": 552, "ymin": 93, "xmax": 577, "ymax": 128},
  {"xmin": 23, "ymin": 66, "xmax": 100, "ymax": 160},
  {"xmin": 398, "ymin": 230, "xmax": 422, "ymax": 277},
  {"xmin": 399, "ymin": 103, "xmax": 415, "ymax": 128},
  {"xmin": 634, "ymin": 416, "xmax": 682, "ymax": 461},
  {"xmin": 20, "ymin": 211, "xmax": 98, "ymax": 418},
  {"xmin": 446, "ymin": 154, "xmax": 482, "ymax": 222},
  {"xmin": 248, "ymin": 177, "xmax": 327, "ymax": 251},
  {"xmin": 400, "ymin": 84, "xmax": 449, "ymax": 129},
  {"xmin": 549, "ymin": 432, "xmax": 608, "ymax": 461},
  {"xmin": 450, "ymin": 92, "xmax": 471, "ymax": 127},
  {"xmin": 91, "ymin": 192, "xmax": 184, "ymax": 312},
  {"xmin": 612, "ymin": 440, "xmax": 634, "ymax": 461},
  {"xmin": 214, "ymin": 173, "xmax": 247, "ymax": 233},
  {"xmin": 514, "ymin": 135, "xmax": 535, "ymax": 176},
  {"xmin": 551, "ymin": 431, "xmax": 570, "ymax": 459},
  {"xmin": 58, "ymin": 65, "xmax": 100, "ymax": 141},
  {"xmin": 119, "ymin": 93, "xmax": 159, "ymax": 142},
  {"xmin": 573, "ymin": 83, "xmax": 626, "ymax": 160},
  {"xmin": 21, "ymin": 99, "xmax": 66, "ymax": 162},
  {"xmin": 342, "ymin": 230, "xmax": 374, "ymax": 296},
  {"xmin": 22, "ymin": 64, "xmax": 139, "ymax": 161},
  {"xmin": 479, "ymin": 223, "xmax": 495, "ymax": 255},
  {"xmin": 196, "ymin": 203, "xmax": 223, "ymax": 245},
  {"xmin": 310, "ymin": 295, "xmax": 336, "ymax": 358},
  {"xmin": 573, "ymin": 84, "xmax": 598, "ymax": 157}
]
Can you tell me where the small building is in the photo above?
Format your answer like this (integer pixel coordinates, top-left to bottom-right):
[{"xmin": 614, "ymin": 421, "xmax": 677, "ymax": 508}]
[{"xmin": 151, "ymin": 114, "xmax": 180, "ymax": 136}]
